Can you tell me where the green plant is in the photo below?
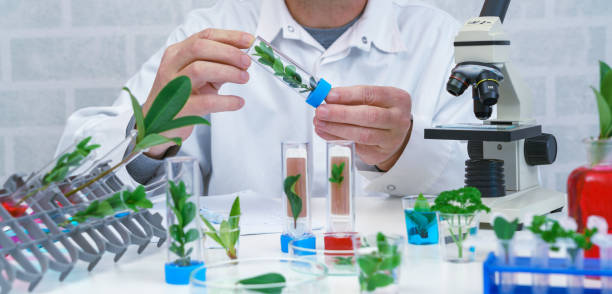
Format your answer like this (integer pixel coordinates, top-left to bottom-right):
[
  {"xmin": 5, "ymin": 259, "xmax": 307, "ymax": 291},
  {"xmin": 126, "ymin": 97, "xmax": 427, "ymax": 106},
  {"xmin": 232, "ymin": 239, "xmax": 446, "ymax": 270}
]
[
  {"xmin": 431, "ymin": 187, "xmax": 490, "ymax": 260},
  {"xmin": 283, "ymin": 175, "xmax": 303, "ymax": 229},
  {"xmin": 593, "ymin": 61, "xmax": 612, "ymax": 140},
  {"xmin": 17, "ymin": 136, "xmax": 100, "ymax": 205},
  {"xmin": 528, "ymin": 215, "xmax": 597, "ymax": 254},
  {"xmin": 237, "ymin": 273, "xmax": 286, "ymax": 294},
  {"xmin": 253, "ymin": 41, "xmax": 316, "ymax": 93},
  {"xmin": 328, "ymin": 162, "xmax": 345, "ymax": 184},
  {"xmin": 406, "ymin": 194, "xmax": 436, "ymax": 239},
  {"xmin": 200, "ymin": 196, "xmax": 241, "ymax": 260},
  {"xmin": 168, "ymin": 180, "xmax": 199, "ymax": 266},
  {"xmin": 493, "ymin": 216, "xmax": 519, "ymax": 264},
  {"xmin": 357, "ymin": 232, "xmax": 401, "ymax": 292},
  {"xmin": 430, "ymin": 187, "xmax": 491, "ymax": 214},
  {"xmin": 60, "ymin": 185, "xmax": 152, "ymax": 226},
  {"xmin": 65, "ymin": 76, "xmax": 209, "ymax": 198}
]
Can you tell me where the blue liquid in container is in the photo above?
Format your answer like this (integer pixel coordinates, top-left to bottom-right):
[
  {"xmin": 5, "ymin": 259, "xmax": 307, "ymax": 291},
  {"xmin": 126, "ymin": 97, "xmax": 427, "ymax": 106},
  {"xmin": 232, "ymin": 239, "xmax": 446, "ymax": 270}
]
[{"xmin": 404, "ymin": 209, "xmax": 438, "ymax": 245}]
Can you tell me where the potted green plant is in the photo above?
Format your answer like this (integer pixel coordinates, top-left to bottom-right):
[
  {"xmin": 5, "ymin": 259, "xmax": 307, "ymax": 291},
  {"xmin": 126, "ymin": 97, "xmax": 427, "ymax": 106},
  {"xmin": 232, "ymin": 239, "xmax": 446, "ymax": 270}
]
[{"xmin": 430, "ymin": 187, "xmax": 490, "ymax": 262}]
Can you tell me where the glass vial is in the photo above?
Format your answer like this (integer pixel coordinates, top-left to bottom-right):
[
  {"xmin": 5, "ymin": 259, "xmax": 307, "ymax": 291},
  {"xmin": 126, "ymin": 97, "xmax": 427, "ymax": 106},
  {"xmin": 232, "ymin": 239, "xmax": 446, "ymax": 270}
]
[
  {"xmin": 247, "ymin": 36, "xmax": 331, "ymax": 108},
  {"xmin": 281, "ymin": 142, "xmax": 312, "ymax": 237},
  {"xmin": 326, "ymin": 141, "xmax": 355, "ymax": 233},
  {"xmin": 164, "ymin": 157, "xmax": 203, "ymax": 285}
]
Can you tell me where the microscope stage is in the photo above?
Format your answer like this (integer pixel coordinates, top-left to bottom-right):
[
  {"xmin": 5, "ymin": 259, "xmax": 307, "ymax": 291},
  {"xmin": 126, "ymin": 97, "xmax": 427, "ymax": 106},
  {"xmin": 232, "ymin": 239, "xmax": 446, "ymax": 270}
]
[
  {"xmin": 424, "ymin": 123, "xmax": 541, "ymax": 142},
  {"xmin": 479, "ymin": 186, "xmax": 566, "ymax": 225}
]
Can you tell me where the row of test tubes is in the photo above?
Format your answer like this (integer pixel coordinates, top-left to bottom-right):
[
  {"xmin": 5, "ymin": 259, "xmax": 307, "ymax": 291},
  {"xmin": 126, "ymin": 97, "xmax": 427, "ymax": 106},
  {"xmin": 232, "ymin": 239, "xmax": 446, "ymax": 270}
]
[{"xmin": 280, "ymin": 141, "xmax": 355, "ymax": 251}]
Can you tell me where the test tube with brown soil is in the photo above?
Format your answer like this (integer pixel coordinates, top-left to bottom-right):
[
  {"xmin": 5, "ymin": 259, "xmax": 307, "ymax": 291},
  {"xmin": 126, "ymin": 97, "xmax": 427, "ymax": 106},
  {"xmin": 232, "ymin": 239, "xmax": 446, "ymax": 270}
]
[
  {"xmin": 326, "ymin": 141, "xmax": 355, "ymax": 233},
  {"xmin": 281, "ymin": 142, "xmax": 311, "ymax": 237}
]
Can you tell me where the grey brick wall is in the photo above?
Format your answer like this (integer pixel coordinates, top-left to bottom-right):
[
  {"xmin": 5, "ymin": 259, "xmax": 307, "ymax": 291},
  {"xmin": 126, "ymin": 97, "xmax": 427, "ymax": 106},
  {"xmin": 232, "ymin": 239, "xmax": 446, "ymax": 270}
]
[{"xmin": 1, "ymin": 0, "xmax": 610, "ymax": 194}]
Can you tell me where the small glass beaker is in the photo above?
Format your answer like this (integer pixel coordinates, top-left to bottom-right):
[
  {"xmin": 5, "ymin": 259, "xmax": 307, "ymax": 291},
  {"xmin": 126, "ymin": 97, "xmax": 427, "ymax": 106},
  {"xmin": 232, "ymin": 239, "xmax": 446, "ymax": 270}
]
[
  {"xmin": 401, "ymin": 195, "xmax": 438, "ymax": 245},
  {"xmin": 438, "ymin": 212, "xmax": 479, "ymax": 262}
]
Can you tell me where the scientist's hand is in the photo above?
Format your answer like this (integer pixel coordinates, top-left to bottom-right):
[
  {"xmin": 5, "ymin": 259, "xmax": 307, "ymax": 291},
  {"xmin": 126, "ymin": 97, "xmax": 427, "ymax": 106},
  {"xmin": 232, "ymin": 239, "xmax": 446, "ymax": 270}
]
[
  {"xmin": 143, "ymin": 28, "xmax": 254, "ymax": 158},
  {"xmin": 314, "ymin": 86, "xmax": 413, "ymax": 171}
]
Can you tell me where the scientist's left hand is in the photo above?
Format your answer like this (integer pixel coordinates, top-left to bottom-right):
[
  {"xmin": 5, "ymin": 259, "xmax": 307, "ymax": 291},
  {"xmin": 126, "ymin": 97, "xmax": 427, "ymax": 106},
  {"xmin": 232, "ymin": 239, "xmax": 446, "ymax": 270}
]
[{"xmin": 314, "ymin": 86, "xmax": 413, "ymax": 172}]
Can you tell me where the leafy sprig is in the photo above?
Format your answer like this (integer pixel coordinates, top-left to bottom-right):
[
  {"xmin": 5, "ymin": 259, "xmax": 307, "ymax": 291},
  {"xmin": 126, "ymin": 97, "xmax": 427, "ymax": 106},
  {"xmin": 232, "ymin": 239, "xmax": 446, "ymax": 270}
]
[
  {"xmin": 528, "ymin": 215, "xmax": 597, "ymax": 252},
  {"xmin": 493, "ymin": 216, "xmax": 519, "ymax": 264},
  {"xmin": 237, "ymin": 273, "xmax": 286, "ymax": 294},
  {"xmin": 357, "ymin": 233, "xmax": 401, "ymax": 292},
  {"xmin": 328, "ymin": 162, "xmax": 345, "ymax": 184},
  {"xmin": 593, "ymin": 61, "xmax": 612, "ymax": 140},
  {"xmin": 65, "ymin": 76, "xmax": 209, "ymax": 198},
  {"xmin": 334, "ymin": 256, "xmax": 354, "ymax": 266},
  {"xmin": 430, "ymin": 187, "xmax": 491, "ymax": 214},
  {"xmin": 17, "ymin": 136, "xmax": 100, "ymax": 205},
  {"xmin": 253, "ymin": 42, "xmax": 316, "ymax": 93},
  {"xmin": 168, "ymin": 180, "xmax": 199, "ymax": 266},
  {"xmin": 283, "ymin": 175, "xmax": 303, "ymax": 229},
  {"xmin": 200, "ymin": 196, "xmax": 241, "ymax": 260},
  {"xmin": 60, "ymin": 185, "xmax": 152, "ymax": 226}
]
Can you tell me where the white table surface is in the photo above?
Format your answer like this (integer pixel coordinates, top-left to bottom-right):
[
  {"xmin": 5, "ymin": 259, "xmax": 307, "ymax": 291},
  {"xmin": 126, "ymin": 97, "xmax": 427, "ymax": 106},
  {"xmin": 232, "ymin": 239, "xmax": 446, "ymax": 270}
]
[{"xmin": 11, "ymin": 196, "xmax": 503, "ymax": 294}]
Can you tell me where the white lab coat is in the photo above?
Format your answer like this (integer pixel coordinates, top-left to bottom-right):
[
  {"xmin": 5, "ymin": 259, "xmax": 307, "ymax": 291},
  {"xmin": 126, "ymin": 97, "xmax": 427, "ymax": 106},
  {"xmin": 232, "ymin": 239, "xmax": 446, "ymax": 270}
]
[{"xmin": 57, "ymin": 0, "xmax": 475, "ymax": 198}]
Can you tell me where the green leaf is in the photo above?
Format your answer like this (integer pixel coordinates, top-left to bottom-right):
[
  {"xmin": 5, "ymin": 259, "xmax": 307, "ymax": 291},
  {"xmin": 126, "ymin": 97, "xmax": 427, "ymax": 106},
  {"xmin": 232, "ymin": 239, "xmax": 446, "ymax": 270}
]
[
  {"xmin": 602, "ymin": 71, "xmax": 612, "ymax": 113},
  {"xmin": 219, "ymin": 220, "xmax": 233, "ymax": 250},
  {"xmin": 593, "ymin": 87, "xmax": 612, "ymax": 138},
  {"xmin": 357, "ymin": 255, "xmax": 378, "ymax": 276},
  {"xmin": 272, "ymin": 58, "xmax": 284, "ymax": 75},
  {"xmin": 134, "ymin": 134, "xmax": 182, "ymax": 152},
  {"xmin": 185, "ymin": 228, "xmax": 199, "ymax": 243},
  {"xmin": 229, "ymin": 196, "xmax": 241, "ymax": 219},
  {"xmin": 413, "ymin": 193, "xmax": 430, "ymax": 212},
  {"xmin": 124, "ymin": 86, "xmax": 146, "ymax": 143},
  {"xmin": 493, "ymin": 216, "xmax": 519, "ymax": 240},
  {"xmin": 329, "ymin": 162, "xmax": 345, "ymax": 184},
  {"xmin": 181, "ymin": 202, "xmax": 196, "ymax": 227},
  {"xmin": 144, "ymin": 76, "xmax": 192, "ymax": 135},
  {"xmin": 169, "ymin": 224, "xmax": 181, "ymax": 242},
  {"xmin": 367, "ymin": 273, "xmax": 395, "ymax": 291},
  {"xmin": 601, "ymin": 61, "xmax": 611, "ymax": 90},
  {"xmin": 147, "ymin": 115, "xmax": 210, "ymax": 134},
  {"xmin": 204, "ymin": 231, "xmax": 225, "ymax": 248},
  {"xmin": 283, "ymin": 175, "xmax": 303, "ymax": 228},
  {"xmin": 430, "ymin": 187, "xmax": 490, "ymax": 214},
  {"xmin": 237, "ymin": 273, "xmax": 286, "ymax": 294}
]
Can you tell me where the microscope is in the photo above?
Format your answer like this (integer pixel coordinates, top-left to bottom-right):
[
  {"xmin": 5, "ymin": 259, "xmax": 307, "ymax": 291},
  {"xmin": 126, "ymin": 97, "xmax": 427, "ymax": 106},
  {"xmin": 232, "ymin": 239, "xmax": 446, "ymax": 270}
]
[{"xmin": 424, "ymin": 0, "xmax": 566, "ymax": 224}]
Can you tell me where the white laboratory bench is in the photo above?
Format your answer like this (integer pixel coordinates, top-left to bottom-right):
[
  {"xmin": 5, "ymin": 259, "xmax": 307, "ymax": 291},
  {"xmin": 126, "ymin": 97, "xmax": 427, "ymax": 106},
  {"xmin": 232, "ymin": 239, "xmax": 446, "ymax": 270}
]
[{"xmin": 7, "ymin": 196, "xmax": 530, "ymax": 294}]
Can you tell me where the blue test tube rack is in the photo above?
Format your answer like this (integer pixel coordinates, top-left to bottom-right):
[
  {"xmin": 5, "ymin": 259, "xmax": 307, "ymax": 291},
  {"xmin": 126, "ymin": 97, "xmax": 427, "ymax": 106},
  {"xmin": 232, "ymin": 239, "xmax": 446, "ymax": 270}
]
[{"xmin": 483, "ymin": 252, "xmax": 612, "ymax": 294}]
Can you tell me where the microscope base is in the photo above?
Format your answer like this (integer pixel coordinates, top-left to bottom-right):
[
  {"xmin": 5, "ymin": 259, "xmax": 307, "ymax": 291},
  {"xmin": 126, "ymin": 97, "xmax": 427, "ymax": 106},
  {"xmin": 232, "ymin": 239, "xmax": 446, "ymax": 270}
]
[{"xmin": 479, "ymin": 187, "xmax": 566, "ymax": 224}]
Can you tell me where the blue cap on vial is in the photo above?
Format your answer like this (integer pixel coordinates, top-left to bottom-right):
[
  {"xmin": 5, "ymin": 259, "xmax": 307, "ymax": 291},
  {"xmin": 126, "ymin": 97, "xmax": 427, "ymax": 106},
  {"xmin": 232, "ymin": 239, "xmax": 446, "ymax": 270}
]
[
  {"xmin": 305, "ymin": 78, "xmax": 331, "ymax": 108},
  {"xmin": 164, "ymin": 261, "xmax": 204, "ymax": 285}
]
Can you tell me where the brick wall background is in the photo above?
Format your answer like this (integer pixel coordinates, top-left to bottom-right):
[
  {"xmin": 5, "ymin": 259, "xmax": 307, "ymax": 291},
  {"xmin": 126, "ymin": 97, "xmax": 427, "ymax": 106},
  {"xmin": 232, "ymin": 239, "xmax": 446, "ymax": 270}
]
[{"xmin": 1, "ymin": 0, "xmax": 610, "ymax": 193}]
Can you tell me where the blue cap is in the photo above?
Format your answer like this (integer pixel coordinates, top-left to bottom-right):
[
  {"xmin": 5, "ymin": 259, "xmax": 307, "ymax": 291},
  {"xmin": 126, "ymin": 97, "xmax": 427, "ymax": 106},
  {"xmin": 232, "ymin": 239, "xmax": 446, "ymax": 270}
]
[
  {"xmin": 280, "ymin": 233, "xmax": 316, "ymax": 253},
  {"xmin": 305, "ymin": 78, "xmax": 331, "ymax": 108},
  {"xmin": 165, "ymin": 261, "xmax": 204, "ymax": 285}
]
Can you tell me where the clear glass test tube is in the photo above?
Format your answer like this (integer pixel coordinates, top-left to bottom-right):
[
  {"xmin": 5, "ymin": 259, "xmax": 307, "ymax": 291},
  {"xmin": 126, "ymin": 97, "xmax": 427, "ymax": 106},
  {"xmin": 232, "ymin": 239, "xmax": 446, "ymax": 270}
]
[
  {"xmin": 326, "ymin": 141, "xmax": 355, "ymax": 233},
  {"xmin": 281, "ymin": 142, "xmax": 312, "ymax": 237},
  {"xmin": 247, "ymin": 36, "xmax": 331, "ymax": 108},
  {"xmin": 531, "ymin": 238, "xmax": 550, "ymax": 294},
  {"xmin": 165, "ymin": 157, "xmax": 203, "ymax": 285}
]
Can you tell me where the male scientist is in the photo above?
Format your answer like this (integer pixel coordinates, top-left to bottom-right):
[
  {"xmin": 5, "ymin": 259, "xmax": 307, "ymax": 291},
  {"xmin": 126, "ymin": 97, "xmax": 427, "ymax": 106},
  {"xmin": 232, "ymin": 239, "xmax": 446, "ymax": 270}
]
[{"xmin": 58, "ymin": 0, "xmax": 473, "ymax": 197}]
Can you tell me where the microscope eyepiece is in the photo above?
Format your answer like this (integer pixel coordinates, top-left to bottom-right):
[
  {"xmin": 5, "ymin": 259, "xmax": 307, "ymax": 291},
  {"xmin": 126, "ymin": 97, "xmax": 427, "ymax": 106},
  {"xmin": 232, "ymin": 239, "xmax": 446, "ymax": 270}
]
[
  {"xmin": 476, "ymin": 71, "xmax": 501, "ymax": 106},
  {"xmin": 447, "ymin": 72, "xmax": 469, "ymax": 96}
]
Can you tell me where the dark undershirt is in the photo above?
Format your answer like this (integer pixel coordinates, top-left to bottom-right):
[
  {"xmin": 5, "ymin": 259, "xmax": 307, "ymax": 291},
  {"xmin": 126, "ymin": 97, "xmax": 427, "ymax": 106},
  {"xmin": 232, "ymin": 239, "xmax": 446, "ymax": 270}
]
[{"xmin": 302, "ymin": 14, "xmax": 361, "ymax": 49}]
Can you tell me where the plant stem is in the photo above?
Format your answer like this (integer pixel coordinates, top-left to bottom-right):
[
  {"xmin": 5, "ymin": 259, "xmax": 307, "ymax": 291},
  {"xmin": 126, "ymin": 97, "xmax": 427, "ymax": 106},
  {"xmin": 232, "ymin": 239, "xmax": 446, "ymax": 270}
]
[
  {"xmin": 64, "ymin": 152, "xmax": 136, "ymax": 198},
  {"xmin": 16, "ymin": 183, "xmax": 50, "ymax": 205}
]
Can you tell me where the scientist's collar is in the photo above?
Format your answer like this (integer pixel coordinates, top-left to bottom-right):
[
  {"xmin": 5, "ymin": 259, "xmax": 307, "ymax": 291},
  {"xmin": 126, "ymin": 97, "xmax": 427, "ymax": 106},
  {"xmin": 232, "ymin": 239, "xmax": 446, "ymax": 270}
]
[{"xmin": 255, "ymin": 0, "xmax": 407, "ymax": 53}]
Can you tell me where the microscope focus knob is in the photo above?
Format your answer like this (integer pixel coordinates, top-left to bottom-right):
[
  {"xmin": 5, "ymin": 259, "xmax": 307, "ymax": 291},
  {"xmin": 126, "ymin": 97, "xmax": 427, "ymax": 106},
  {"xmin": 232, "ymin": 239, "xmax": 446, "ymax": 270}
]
[{"xmin": 524, "ymin": 133, "xmax": 557, "ymax": 166}]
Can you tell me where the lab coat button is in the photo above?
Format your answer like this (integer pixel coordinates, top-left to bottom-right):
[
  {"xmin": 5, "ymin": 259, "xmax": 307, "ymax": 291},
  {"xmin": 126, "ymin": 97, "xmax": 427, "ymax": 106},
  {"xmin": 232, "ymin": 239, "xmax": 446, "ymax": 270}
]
[
  {"xmin": 287, "ymin": 25, "xmax": 295, "ymax": 32},
  {"xmin": 361, "ymin": 36, "xmax": 368, "ymax": 44},
  {"xmin": 386, "ymin": 184, "xmax": 396, "ymax": 191}
]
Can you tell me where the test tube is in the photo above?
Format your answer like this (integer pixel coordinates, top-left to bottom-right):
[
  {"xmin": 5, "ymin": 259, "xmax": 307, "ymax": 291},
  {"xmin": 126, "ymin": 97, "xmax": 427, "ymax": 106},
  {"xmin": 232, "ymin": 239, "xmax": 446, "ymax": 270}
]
[
  {"xmin": 164, "ymin": 157, "xmax": 203, "ymax": 285},
  {"xmin": 280, "ymin": 142, "xmax": 313, "ymax": 253},
  {"xmin": 247, "ymin": 36, "xmax": 331, "ymax": 108},
  {"xmin": 531, "ymin": 238, "xmax": 550, "ymax": 294},
  {"xmin": 326, "ymin": 141, "xmax": 355, "ymax": 233}
]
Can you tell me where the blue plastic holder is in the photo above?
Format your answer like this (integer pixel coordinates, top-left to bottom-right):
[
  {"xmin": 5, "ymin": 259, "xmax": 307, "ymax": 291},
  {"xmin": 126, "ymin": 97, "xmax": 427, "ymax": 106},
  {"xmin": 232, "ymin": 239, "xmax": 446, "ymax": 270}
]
[
  {"xmin": 483, "ymin": 252, "xmax": 612, "ymax": 294},
  {"xmin": 281, "ymin": 233, "xmax": 316, "ymax": 253},
  {"xmin": 165, "ymin": 260, "xmax": 204, "ymax": 285}
]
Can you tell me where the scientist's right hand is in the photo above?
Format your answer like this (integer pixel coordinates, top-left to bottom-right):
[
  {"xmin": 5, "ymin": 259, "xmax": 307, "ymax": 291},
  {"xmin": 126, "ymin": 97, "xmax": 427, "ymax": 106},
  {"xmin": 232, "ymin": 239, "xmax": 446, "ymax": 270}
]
[{"xmin": 142, "ymin": 28, "xmax": 254, "ymax": 158}]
